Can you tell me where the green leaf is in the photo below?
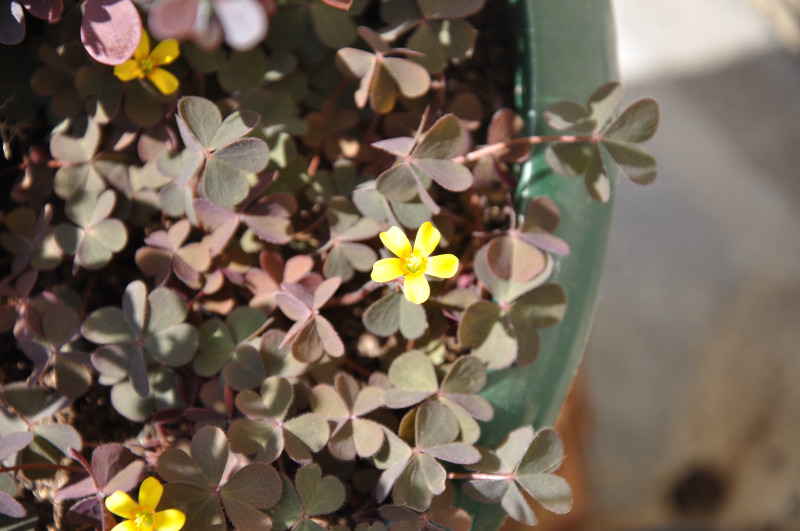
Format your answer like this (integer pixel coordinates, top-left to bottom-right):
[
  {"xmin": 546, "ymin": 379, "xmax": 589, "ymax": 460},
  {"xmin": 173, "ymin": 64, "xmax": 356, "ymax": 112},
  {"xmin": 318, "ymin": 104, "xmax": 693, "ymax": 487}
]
[
  {"xmin": 363, "ymin": 292, "xmax": 426, "ymax": 339},
  {"xmin": 309, "ymin": 1, "xmax": 356, "ymax": 49},
  {"xmin": 603, "ymin": 97, "xmax": 659, "ymax": 143},
  {"xmin": 209, "ymin": 110, "xmax": 261, "ymax": 151},
  {"xmin": 543, "ymin": 142, "xmax": 592, "ymax": 178},
  {"xmin": 178, "ymin": 96, "xmax": 222, "ymax": 149},
  {"xmin": 50, "ymin": 115, "xmax": 100, "ymax": 164},
  {"xmin": 602, "ymin": 139, "xmax": 658, "ymax": 185},
  {"xmin": 393, "ymin": 454, "xmax": 444, "ymax": 510},
  {"xmin": 146, "ymin": 287, "xmax": 188, "ymax": 333},
  {"xmin": 284, "ymin": 413, "xmax": 330, "ymax": 454},
  {"xmin": 220, "ymin": 463, "xmax": 282, "ymax": 526},
  {"xmin": 440, "ymin": 356, "xmax": 486, "ymax": 395},
  {"xmin": 414, "ymin": 114, "xmax": 465, "ymax": 160},
  {"xmin": 384, "ymin": 351, "xmax": 438, "ymax": 408},
  {"xmin": 228, "ymin": 419, "xmax": 284, "ymax": 463},
  {"xmin": 267, "ymin": 475, "xmax": 303, "ymax": 529},
  {"xmin": 510, "ymin": 283, "xmax": 567, "ymax": 328},
  {"xmin": 202, "ymin": 157, "xmax": 252, "ymax": 208},
  {"xmin": 295, "ymin": 463, "xmax": 346, "ymax": 517},
  {"xmin": 415, "ymin": 401, "xmax": 458, "ymax": 449},
  {"xmin": 160, "ymin": 482, "xmax": 226, "ymax": 531},
  {"xmin": 515, "ymin": 473, "xmax": 572, "ymax": 515},
  {"xmin": 81, "ymin": 307, "xmax": 133, "ymax": 345},
  {"xmin": 191, "ymin": 426, "xmax": 230, "ymax": 487}
]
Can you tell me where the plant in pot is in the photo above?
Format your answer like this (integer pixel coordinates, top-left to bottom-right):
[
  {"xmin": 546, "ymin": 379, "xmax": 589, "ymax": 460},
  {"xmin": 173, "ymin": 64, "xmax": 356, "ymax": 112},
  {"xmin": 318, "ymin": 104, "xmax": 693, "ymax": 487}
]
[{"xmin": 0, "ymin": 0, "xmax": 659, "ymax": 529}]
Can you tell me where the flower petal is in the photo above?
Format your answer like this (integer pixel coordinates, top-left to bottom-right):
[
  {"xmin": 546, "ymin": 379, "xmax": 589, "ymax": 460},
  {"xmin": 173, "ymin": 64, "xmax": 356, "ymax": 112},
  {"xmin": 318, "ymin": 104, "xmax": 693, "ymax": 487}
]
[
  {"xmin": 105, "ymin": 490, "xmax": 139, "ymax": 519},
  {"xmin": 138, "ymin": 477, "xmax": 163, "ymax": 513},
  {"xmin": 114, "ymin": 60, "xmax": 143, "ymax": 81},
  {"xmin": 413, "ymin": 221, "xmax": 440, "ymax": 257},
  {"xmin": 147, "ymin": 68, "xmax": 179, "ymax": 95},
  {"xmin": 110, "ymin": 521, "xmax": 138, "ymax": 531},
  {"xmin": 134, "ymin": 30, "xmax": 150, "ymax": 61},
  {"xmin": 153, "ymin": 509, "xmax": 186, "ymax": 531},
  {"xmin": 425, "ymin": 254, "xmax": 458, "ymax": 278},
  {"xmin": 403, "ymin": 273, "xmax": 430, "ymax": 304},
  {"xmin": 149, "ymin": 39, "xmax": 180, "ymax": 66},
  {"xmin": 371, "ymin": 258, "xmax": 404, "ymax": 283},
  {"xmin": 380, "ymin": 226, "xmax": 412, "ymax": 258}
]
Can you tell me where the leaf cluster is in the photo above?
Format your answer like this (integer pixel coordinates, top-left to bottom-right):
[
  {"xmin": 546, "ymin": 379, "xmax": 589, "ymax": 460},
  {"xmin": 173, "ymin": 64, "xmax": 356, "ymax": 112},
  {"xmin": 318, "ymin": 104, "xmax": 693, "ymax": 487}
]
[{"xmin": 0, "ymin": 0, "xmax": 661, "ymax": 527}]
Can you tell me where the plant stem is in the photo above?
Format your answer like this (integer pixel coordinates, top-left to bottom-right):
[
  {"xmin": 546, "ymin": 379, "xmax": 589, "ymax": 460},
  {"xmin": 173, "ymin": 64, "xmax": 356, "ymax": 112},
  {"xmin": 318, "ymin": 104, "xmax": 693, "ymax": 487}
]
[
  {"xmin": 453, "ymin": 134, "xmax": 597, "ymax": 164},
  {"xmin": 447, "ymin": 471, "xmax": 516, "ymax": 481}
]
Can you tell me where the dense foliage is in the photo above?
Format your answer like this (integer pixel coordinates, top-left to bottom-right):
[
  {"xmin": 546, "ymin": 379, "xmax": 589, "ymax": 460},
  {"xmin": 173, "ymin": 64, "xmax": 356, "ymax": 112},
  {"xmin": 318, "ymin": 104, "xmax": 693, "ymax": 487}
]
[{"xmin": 0, "ymin": 0, "xmax": 659, "ymax": 528}]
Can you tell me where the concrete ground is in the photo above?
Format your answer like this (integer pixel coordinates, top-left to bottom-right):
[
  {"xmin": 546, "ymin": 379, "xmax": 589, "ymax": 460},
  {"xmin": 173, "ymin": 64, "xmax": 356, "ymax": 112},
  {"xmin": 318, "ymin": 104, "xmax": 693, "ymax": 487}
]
[{"xmin": 582, "ymin": 1, "xmax": 800, "ymax": 529}]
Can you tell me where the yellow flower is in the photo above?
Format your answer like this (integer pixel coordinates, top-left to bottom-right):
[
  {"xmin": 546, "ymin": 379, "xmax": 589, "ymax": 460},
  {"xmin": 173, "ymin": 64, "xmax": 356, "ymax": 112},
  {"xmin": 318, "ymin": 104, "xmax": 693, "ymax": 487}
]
[
  {"xmin": 371, "ymin": 221, "xmax": 458, "ymax": 304},
  {"xmin": 105, "ymin": 477, "xmax": 185, "ymax": 531},
  {"xmin": 114, "ymin": 30, "xmax": 180, "ymax": 95}
]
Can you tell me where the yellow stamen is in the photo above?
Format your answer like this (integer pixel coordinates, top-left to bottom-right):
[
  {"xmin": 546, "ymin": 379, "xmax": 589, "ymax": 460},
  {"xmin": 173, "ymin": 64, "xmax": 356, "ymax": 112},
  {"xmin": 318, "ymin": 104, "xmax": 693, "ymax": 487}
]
[
  {"xmin": 404, "ymin": 253, "xmax": 426, "ymax": 274},
  {"xmin": 134, "ymin": 511, "xmax": 154, "ymax": 529}
]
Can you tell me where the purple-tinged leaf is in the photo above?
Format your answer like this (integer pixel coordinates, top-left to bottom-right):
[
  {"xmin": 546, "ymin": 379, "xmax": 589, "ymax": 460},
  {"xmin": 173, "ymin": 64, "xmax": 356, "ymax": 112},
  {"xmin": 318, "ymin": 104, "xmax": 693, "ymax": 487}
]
[
  {"xmin": 0, "ymin": 432, "xmax": 33, "ymax": 461},
  {"xmin": 313, "ymin": 315, "xmax": 343, "ymax": 357},
  {"xmin": 423, "ymin": 442, "xmax": 479, "ymax": 465},
  {"xmin": 0, "ymin": 489, "xmax": 25, "ymax": 518},
  {"xmin": 413, "ymin": 158, "xmax": 472, "ymax": 192},
  {"xmin": 604, "ymin": 97, "xmax": 659, "ymax": 143},
  {"xmin": 80, "ymin": 0, "xmax": 142, "ymax": 66},
  {"xmin": 214, "ymin": 0, "xmax": 268, "ymax": 51},
  {"xmin": 372, "ymin": 136, "xmax": 414, "ymax": 157},
  {"xmin": 0, "ymin": 2, "xmax": 25, "ymax": 46}
]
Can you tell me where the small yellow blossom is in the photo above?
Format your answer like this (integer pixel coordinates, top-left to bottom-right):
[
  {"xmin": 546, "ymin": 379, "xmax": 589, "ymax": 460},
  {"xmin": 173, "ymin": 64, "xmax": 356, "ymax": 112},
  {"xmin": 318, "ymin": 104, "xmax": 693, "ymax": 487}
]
[
  {"xmin": 105, "ymin": 477, "xmax": 185, "ymax": 531},
  {"xmin": 371, "ymin": 221, "xmax": 458, "ymax": 304},
  {"xmin": 114, "ymin": 30, "xmax": 180, "ymax": 95}
]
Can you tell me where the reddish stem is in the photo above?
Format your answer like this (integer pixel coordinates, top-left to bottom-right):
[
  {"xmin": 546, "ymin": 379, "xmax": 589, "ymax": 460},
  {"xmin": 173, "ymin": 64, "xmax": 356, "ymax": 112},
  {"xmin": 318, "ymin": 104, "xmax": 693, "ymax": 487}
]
[{"xmin": 453, "ymin": 133, "xmax": 599, "ymax": 164}]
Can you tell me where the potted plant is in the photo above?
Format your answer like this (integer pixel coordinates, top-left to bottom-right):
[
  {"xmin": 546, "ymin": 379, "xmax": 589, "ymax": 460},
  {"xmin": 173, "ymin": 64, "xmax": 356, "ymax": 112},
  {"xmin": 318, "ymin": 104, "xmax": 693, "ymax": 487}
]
[{"xmin": 0, "ymin": 0, "xmax": 658, "ymax": 529}]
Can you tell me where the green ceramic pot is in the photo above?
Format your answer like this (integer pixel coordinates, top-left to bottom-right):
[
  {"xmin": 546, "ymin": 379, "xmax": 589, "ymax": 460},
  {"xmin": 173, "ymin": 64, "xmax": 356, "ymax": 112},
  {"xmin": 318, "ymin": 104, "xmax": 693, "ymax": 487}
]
[{"xmin": 464, "ymin": 0, "xmax": 619, "ymax": 527}]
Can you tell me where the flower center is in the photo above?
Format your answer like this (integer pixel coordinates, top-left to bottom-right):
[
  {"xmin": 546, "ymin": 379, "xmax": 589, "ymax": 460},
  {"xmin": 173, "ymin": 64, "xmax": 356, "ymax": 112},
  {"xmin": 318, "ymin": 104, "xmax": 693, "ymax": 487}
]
[
  {"xmin": 404, "ymin": 253, "xmax": 426, "ymax": 274},
  {"xmin": 134, "ymin": 510, "xmax": 154, "ymax": 529},
  {"xmin": 140, "ymin": 57, "xmax": 156, "ymax": 75}
]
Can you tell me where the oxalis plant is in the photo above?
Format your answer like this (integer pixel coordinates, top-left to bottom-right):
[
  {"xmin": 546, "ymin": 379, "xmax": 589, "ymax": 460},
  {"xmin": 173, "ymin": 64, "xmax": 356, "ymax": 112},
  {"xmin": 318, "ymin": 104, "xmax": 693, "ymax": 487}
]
[{"xmin": 0, "ymin": 0, "xmax": 659, "ymax": 529}]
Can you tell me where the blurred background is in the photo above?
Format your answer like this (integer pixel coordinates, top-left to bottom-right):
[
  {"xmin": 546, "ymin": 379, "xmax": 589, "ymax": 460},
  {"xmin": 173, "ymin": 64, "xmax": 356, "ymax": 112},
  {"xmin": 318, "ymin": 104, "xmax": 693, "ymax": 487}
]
[{"xmin": 533, "ymin": 1, "xmax": 800, "ymax": 530}]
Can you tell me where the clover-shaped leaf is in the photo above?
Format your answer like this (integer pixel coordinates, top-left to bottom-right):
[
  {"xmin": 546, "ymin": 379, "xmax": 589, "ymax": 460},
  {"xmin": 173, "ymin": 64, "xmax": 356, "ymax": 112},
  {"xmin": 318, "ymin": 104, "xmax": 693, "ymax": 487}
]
[
  {"xmin": 245, "ymin": 251, "xmax": 317, "ymax": 313},
  {"xmin": 363, "ymin": 291, "xmax": 427, "ymax": 340},
  {"xmin": 383, "ymin": 352, "xmax": 491, "ymax": 444},
  {"xmin": 49, "ymin": 115, "xmax": 107, "ymax": 200},
  {"xmin": 0, "ymin": 205, "xmax": 61, "ymax": 274},
  {"xmin": 336, "ymin": 27, "xmax": 430, "ymax": 114},
  {"xmin": 230, "ymin": 376, "xmax": 330, "ymax": 464},
  {"xmin": 54, "ymin": 189, "xmax": 127, "ymax": 273},
  {"xmin": 543, "ymin": 82, "xmax": 660, "ymax": 202},
  {"xmin": 194, "ymin": 192, "xmax": 295, "ymax": 255},
  {"xmin": 193, "ymin": 306, "xmax": 268, "ymax": 377},
  {"xmin": 0, "ymin": 384, "xmax": 82, "ymax": 480},
  {"xmin": 54, "ymin": 444, "xmax": 145, "ymax": 527},
  {"xmin": 310, "ymin": 373, "xmax": 385, "ymax": 460},
  {"xmin": 148, "ymin": 0, "xmax": 268, "ymax": 51},
  {"xmin": 175, "ymin": 96, "xmax": 269, "ymax": 207},
  {"xmin": 322, "ymin": 198, "xmax": 382, "ymax": 282},
  {"xmin": 275, "ymin": 278, "xmax": 344, "ymax": 363},
  {"xmin": 471, "ymin": 108, "xmax": 530, "ymax": 191},
  {"xmin": 379, "ymin": 483, "xmax": 471, "ymax": 531},
  {"xmin": 381, "ymin": 0, "xmax": 484, "ymax": 73},
  {"xmin": 486, "ymin": 197, "xmax": 569, "ymax": 283},
  {"xmin": 464, "ymin": 427, "xmax": 572, "ymax": 526},
  {"xmin": 82, "ymin": 280, "xmax": 198, "ymax": 397},
  {"xmin": 373, "ymin": 114, "xmax": 472, "ymax": 213},
  {"xmin": 18, "ymin": 306, "xmax": 92, "ymax": 398},
  {"xmin": 460, "ymin": 247, "xmax": 566, "ymax": 369},
  {"xmin": 268, "ymin": 464, "xmax": 346, "ymax": 530},
  {"xmin": 135, "ymin": 219, "xmax": 211, "ymax": 289},
  {"xmin": 158, "ymin": 426, "xmax": 282, "ymax": 531},
  {"xmin": 224, "ymin": 329, "xmax": 308, "ymax": 391},
  {"xmin": 374, "ymin": 401, "xmax": 479, "ymax": 510},
  {"xmin": 0, "ymin": 432, "xmax": 34, "ymax": 518},
  {"xmin": 353, "ymin": 179, "xmax": 432, "ymax": 229}
]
